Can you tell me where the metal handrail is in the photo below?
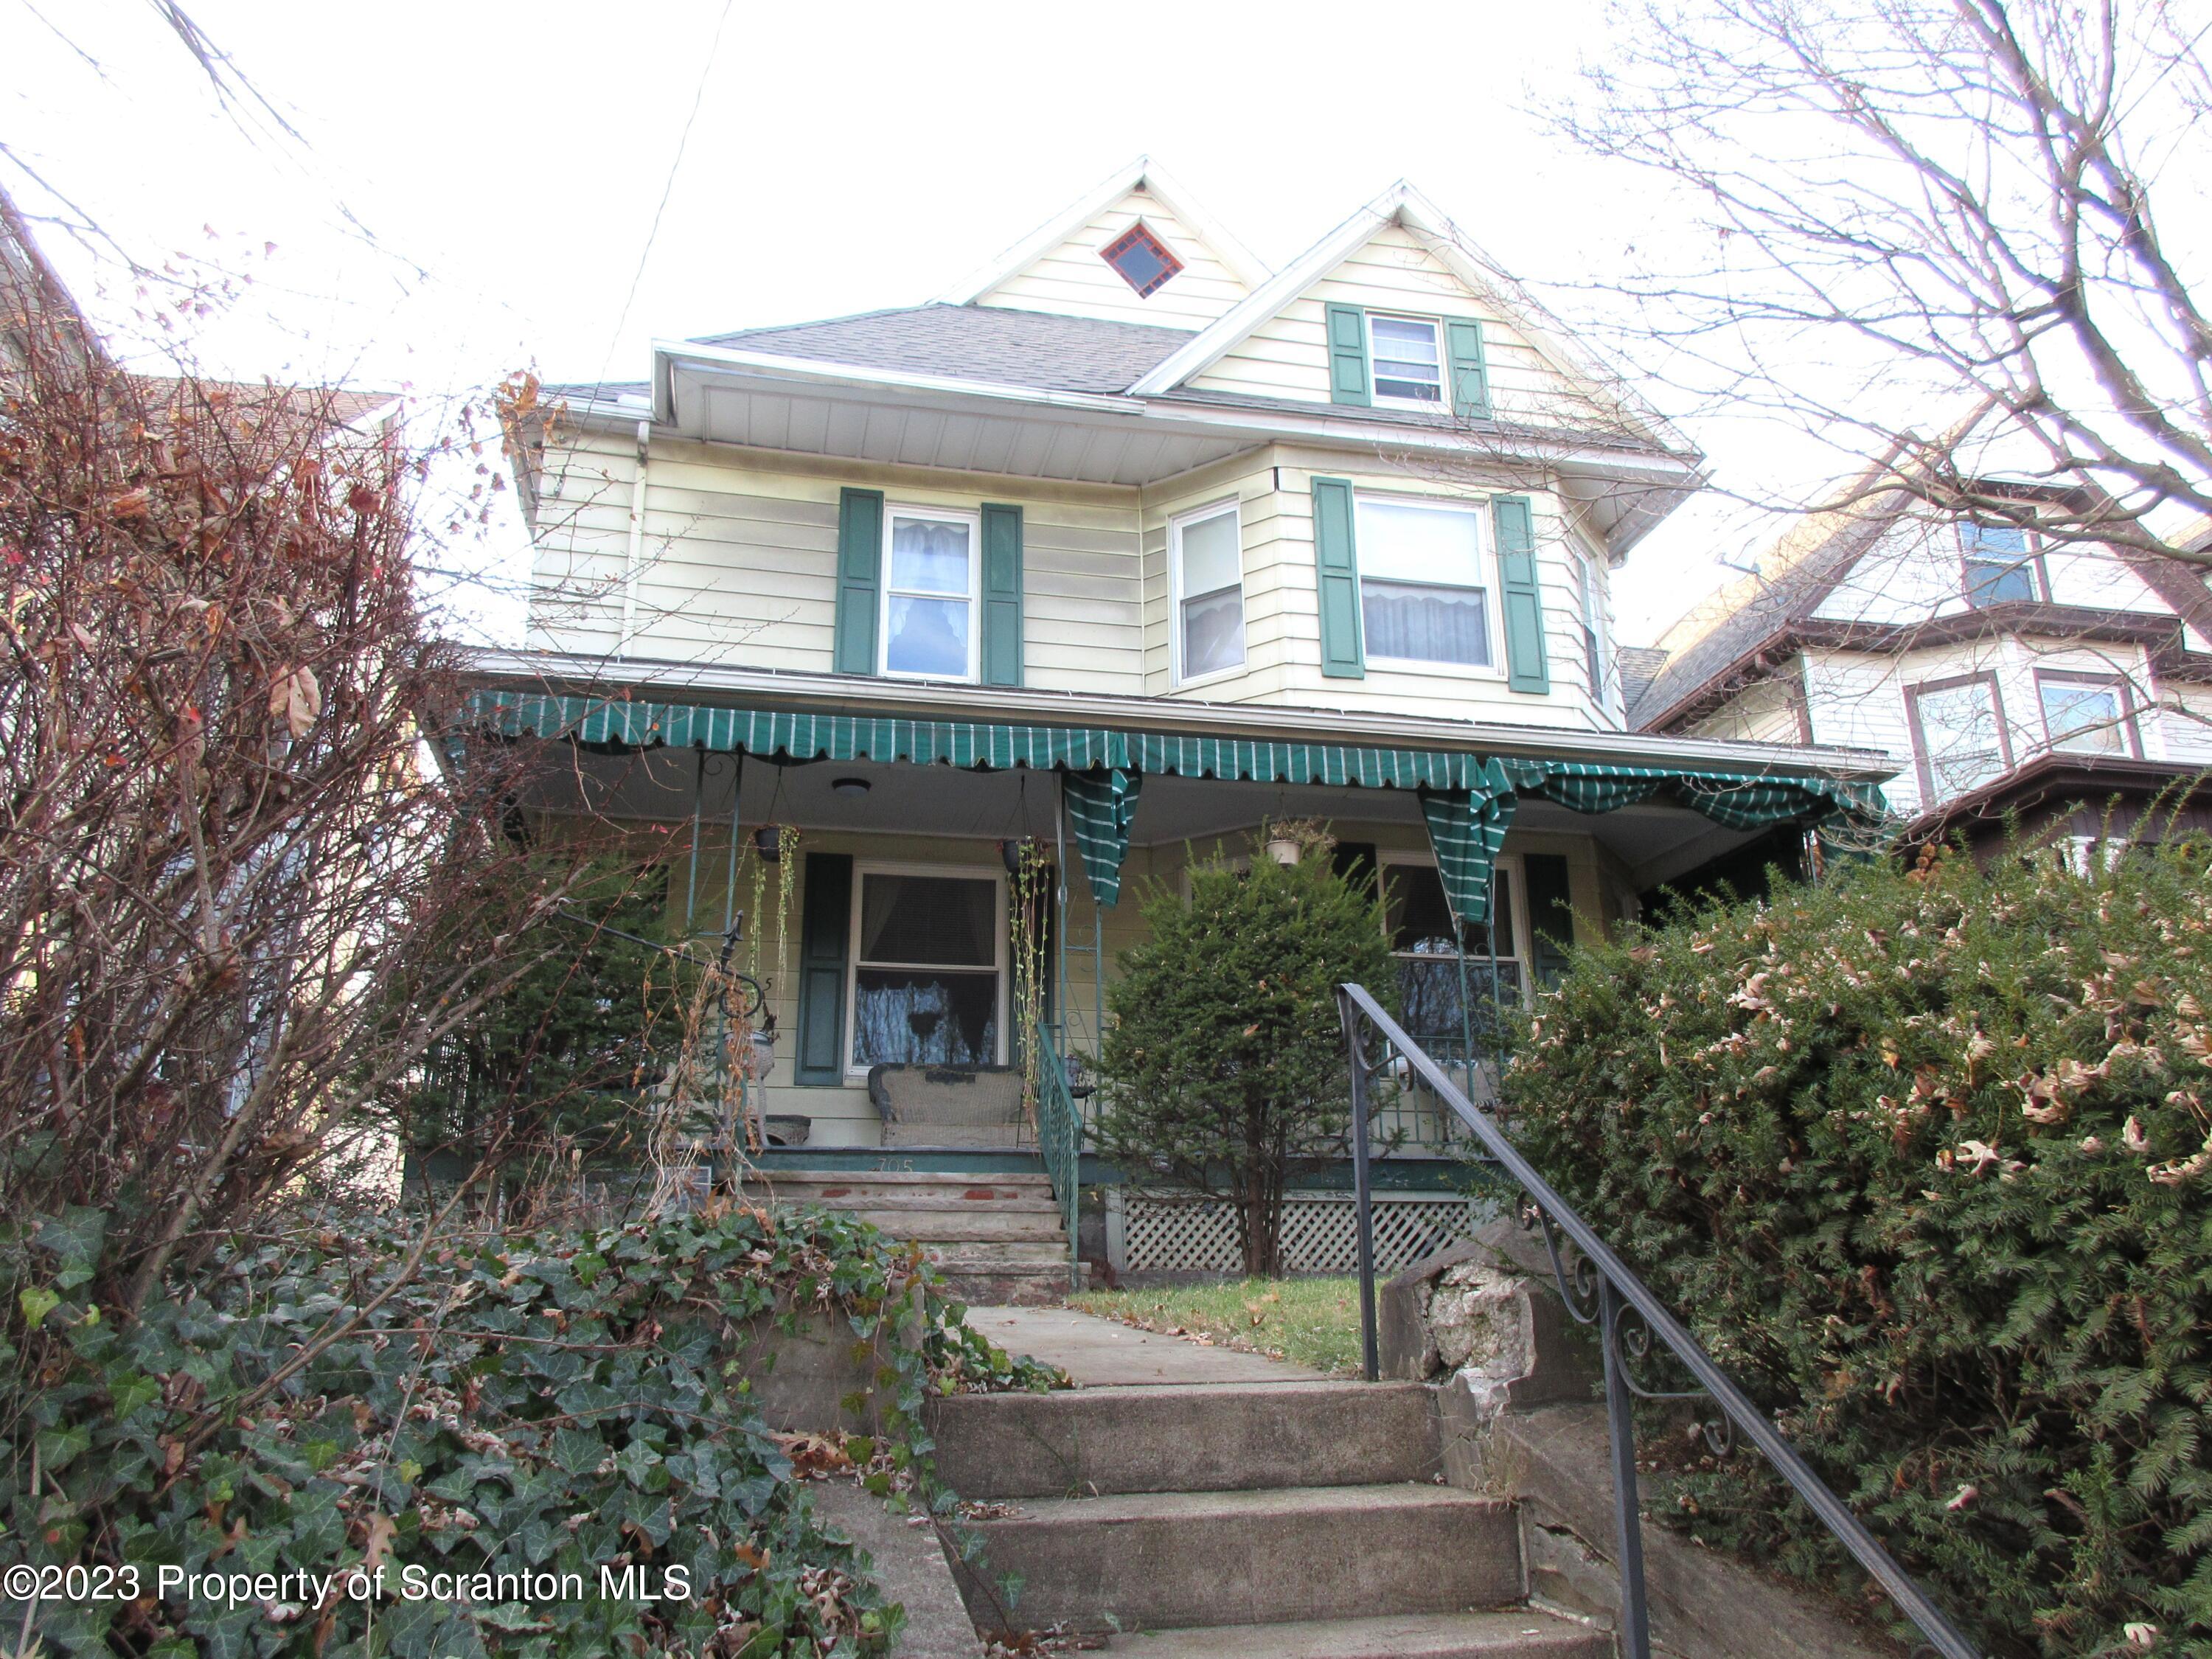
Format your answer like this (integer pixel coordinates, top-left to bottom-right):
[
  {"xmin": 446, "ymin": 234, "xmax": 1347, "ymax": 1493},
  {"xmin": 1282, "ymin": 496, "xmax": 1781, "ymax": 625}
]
[
  {"xmin": 1336, "ymin": 982, "xmax": 1978, "ymax": 1659},
  {"xmin": 1032, "ymin": 1022, "xmax": 1082, "ymax": 1291}
]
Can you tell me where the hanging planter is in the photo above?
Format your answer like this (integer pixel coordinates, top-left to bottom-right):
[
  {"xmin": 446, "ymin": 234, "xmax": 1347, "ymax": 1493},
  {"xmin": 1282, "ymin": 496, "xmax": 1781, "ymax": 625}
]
[
  {"xmin": 754, "ymin": 824, "xmax": 784, "ymax": 862},
  {"xmin": 1261, "ymin": 816, "xmax": 1332, "ymax": 868},
  {"xmin": 1000, "ymin": 836, "xmax": 1033, "ymax": 876}
]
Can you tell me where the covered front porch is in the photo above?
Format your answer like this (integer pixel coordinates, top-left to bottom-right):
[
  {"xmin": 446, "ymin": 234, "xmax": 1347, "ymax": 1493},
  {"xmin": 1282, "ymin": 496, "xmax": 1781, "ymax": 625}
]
[{"xmin": 459, "ymin": 661, "xmax": 1888, "ymax": 1187}]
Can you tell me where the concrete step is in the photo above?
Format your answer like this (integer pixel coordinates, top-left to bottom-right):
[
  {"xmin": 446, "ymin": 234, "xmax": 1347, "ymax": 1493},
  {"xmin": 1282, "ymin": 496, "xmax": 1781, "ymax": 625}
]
[
  {"xmin": 787, "ymin": 1190, "xmax": 1063, "ymax": 1214},
  {"xmin": 851, "ymin": 1209, "xmax": 1068, "ymax": 1242},
  {"xmin": 746, "ymin": 1169, "xmax": 1050, "ymax": 1192},
  {"xmin": 931, "ymin": 1381, "xmax": 1440, "ymax": 1498},
  {"xmin": 939, "ymin": 1265, "xmax": 1079, "ymax": 1307},
  {"xmin": 953, "ymin": 1484, "xmax": 1521, "ymax": 1633},
  {"xmin": 1107, "ymin": 1611, "xmax": 1609, "ymax": 1658},
  {"xmin": 920, "ymin": 1239, "xmax": 1070, "ymax": 1270}
]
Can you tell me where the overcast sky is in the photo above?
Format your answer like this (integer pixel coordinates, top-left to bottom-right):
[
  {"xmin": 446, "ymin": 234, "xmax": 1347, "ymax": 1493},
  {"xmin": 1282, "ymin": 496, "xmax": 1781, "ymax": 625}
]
[{"xmin": 4, "ymin": 0, "xmax": 1829, "ymax": 647}]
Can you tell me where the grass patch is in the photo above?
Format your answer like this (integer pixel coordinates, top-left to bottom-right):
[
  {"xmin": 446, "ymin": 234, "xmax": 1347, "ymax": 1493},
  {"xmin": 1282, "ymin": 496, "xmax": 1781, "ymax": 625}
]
[{"xmin": 1069, "ymin": 1276, "xmax": 1363, "ymax": 1374}]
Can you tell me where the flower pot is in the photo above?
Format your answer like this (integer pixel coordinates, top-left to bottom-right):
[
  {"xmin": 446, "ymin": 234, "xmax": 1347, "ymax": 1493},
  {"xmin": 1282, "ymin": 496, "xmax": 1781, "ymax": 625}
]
[
  {"xmin": 1267, "ymin": 837, "xmax": 1301, "ymax": 866},
  {"xmin": 754, "ymin": 824, "xmax": 782, "ymax": 862}
]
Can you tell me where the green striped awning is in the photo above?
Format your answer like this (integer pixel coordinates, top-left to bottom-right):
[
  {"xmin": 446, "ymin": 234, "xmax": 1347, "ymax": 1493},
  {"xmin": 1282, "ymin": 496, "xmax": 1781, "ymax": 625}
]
[{"xmin": 465, "ymin": 691, "xmax": 1878, "ymax": 914}]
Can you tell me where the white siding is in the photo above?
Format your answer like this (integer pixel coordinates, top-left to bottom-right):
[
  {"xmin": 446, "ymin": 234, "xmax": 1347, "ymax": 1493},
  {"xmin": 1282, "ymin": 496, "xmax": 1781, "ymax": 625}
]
[
  {"xmin": 2157, "ymin": 683, "xmax": 2212, "ymax": 765},
  {"xmin": 975, "ymin": 186, "xmax": 1251, "ymax": 331},
  {"xmin": 525, "ymin": 431, "xmax": 1624, "ymax": 734},
  {"xmin": 1184, "ymin": 224, "xmax": 1597, "ymax": 427},
  {"xmin": 1812, "ymin": 520, "xmax": 2177, "ymax": 626},
  {"xmin": 1688, "ymin": 672, "xmax": 1806, "ymax": 746},
  {"xmin": 1804, "ymin": 638, "xmax": 2166, "ymax": 819},
  {"xmin": 527, "ymin": 434, "xmax": 1146, "ymax": 692}
]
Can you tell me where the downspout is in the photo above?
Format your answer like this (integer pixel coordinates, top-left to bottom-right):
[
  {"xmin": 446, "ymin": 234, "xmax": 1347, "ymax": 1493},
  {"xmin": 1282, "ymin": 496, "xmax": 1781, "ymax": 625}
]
[{"xmin": 619, "ymin": 419, "xmax": 650, "ymax": 653}]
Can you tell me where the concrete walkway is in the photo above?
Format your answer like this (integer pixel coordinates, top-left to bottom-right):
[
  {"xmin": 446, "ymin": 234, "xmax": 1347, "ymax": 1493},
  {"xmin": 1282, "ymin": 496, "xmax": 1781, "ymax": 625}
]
[{"xmin": 964, "ymin": 1304, "xmax": 1329, "ymax": 1386}]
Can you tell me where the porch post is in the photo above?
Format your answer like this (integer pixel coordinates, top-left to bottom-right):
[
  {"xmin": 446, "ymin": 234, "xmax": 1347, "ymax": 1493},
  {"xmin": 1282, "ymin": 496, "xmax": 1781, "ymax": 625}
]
[{"xmin": 1053, "ymin": 776, "xmax": 1070, "ymax": 1043}]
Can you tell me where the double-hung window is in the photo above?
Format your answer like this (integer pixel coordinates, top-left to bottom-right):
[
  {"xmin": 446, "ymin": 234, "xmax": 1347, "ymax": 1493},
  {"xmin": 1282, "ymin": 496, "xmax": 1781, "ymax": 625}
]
[
  {"xmin": 880, "ymin": 507, "xmax": 979, "ymax": 680},
  {"xmin": 1571, "ymin": 550, "xmax": 1607, "ymax": 703},
  {"xmin": 1355, "ymin": 496, "xmax": 1494, "ymax": 669},
  {"xmin": 1961, "ymin": 523, "xmax": 2042, "ymax": 608},
  {"xmin": 2037, "ymin": 672, "xmax": 2138, "ymax": 757},
  {"xmin": 1172, "ymin": 501, "xmax": 1245, "ymax": 683},
  {"xmin": 1907, "ymin": 674, "xmax": 2011, "ymax": 800},
  {"xmin": 1382, "ymin": 857, "xmax": 1525, "ymax": 1048},
  {"xmin": 1369, "ymin": 315, "xmax": 1444, "ymax": 406},
  {"xmin": 847, "ymin": 868, "xmax": 1004, "ymax": 1071}
]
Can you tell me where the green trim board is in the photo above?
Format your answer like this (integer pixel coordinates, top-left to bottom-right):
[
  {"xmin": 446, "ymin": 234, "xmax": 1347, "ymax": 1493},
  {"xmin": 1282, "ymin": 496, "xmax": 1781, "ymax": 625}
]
[{"xmin": 466, "ymin": 690, "xmax": 1882, "ymax": 920}]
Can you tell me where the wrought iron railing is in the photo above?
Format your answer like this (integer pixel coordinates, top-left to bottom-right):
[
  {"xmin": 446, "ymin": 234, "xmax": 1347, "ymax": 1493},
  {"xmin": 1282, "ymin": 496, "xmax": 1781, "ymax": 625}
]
[
  {"xmin": 1335, "ymin": 982, "xmax": 1979, "ymax": 1659},
  {"xmin": 1032, "ymin": 1022, "xmax": 1083, "ymax": 1290}
]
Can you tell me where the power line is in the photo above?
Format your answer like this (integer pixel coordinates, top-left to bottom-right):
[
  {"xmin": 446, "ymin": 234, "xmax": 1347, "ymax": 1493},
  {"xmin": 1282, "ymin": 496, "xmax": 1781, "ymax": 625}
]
[{"xmin": 588, "ymin": 0, "xmax": 736, "ymax": 408}]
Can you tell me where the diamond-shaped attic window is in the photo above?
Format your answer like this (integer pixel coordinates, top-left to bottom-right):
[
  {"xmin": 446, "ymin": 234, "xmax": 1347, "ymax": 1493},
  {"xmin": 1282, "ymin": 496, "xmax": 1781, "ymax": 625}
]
[{"xmin": 1100, "ymin": 222, "xmax": 1183, "ymax": 298}]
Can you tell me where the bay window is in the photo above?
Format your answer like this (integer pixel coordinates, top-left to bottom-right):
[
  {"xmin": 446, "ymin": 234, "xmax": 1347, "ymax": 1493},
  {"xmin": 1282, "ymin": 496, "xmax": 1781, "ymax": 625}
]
[
  {"xmin": 880, "ymin": 508, "xmax": 978, "ymax": 680},
  {"xmin": 1172, "ymin": 501, "xmax": 1245, "ymax": 683},
  {"xmin": 1355, "ymin": 496, "xmax": 1494, "ymax": 668},
  {"xmin": 1907, "ymin": 674, "xmax": 2011, "ymax": 800},
  {"xmin": 2037, "ymin": 672, "xmax": 2138, "ymax": 757},
  {"xmin": 848, "ymin": 869, "xmax": 1004, "ymax": 1071}
]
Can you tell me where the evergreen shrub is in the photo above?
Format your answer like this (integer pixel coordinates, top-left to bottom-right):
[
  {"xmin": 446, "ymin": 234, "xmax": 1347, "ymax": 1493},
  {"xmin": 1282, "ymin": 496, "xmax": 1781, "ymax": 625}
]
[
  {"xmin": 1092, "ymin": 836, "xmax": 1396, "ymax": 1275},
  {"xmin": 1503, "ymin": 839, "xmax": 2212, "ymax": 1658}
]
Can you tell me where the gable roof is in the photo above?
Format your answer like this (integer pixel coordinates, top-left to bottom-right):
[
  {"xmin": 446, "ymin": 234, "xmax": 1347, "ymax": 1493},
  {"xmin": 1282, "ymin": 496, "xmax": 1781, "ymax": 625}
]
[
  {"xmin": 1127, "ymin": 180, "xmax": 1694, "ymax": 460},
  {"xmin": 692, "ymin": 303, "xmax": 1192, "ymax": 396},
  {"xmin": 936, "ymin": 156, "xmax": 1272, "ymax": 305},
  {"xmin": 1629, "ymin": 457, "xmax": 2212, "ymax": 731}
]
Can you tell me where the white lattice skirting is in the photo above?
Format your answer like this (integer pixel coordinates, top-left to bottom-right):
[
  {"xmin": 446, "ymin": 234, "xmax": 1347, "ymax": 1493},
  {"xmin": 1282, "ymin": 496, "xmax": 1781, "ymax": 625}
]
[{"xmin": 1110, "ymin": 1189, "xmax": 1487, "ymax": 1276}]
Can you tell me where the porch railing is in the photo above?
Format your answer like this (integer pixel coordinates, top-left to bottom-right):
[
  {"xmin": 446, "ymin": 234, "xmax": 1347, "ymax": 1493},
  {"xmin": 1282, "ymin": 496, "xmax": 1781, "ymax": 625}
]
[
  {"xmin": 1032, "ymin": 1022, "xmax": 1083, "ymax": 1290},
  {"xmin": 1335, "ymin": 982, "xmax": 1979, "ymax": 1659}
]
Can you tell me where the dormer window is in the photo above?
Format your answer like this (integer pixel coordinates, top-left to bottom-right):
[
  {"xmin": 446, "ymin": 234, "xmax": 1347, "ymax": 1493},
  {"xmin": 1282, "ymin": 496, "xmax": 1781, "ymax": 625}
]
[
  {"xmin": 1369, "ymin": 315, "xmax": 1444, "ymax": 406},
  {"xmin": 1961, "ymin": 521, "xmax": 2043, "ymax": 607},
  {"xmin": 1099, "ymin": 222, "xmax": 1183, "ymax": 298}
]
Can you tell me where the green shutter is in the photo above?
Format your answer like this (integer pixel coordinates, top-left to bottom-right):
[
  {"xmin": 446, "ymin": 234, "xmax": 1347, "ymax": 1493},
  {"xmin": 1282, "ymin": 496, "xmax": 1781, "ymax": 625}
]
[
  {"xmin": 981, "ymin": 503, "xmax": 1024, "ymax": 687},
  {"xmin": 1310, "ymin": 476, "xmax": 1365, "ymax": 679},
  {"xmin": 832, "ymin": 489, "xmax": 883, "ymax": 675},
  {"xmin": 794, "ymin": 852, "xmax": 853, "ymax": 1085},
  {"xmin": 1445, "ymin": 320, "xmax": 1491, "ymax": 420},
  {"xmin": 1523, "ymin": 852, "xmax": 1575, "ymax": 989},
  {"xmin": 1493, "ymin": 494, "xmax": 1548, "ymax": 694},
  {"xmin": 1324, "ymin": 303, "xmax": 1371, "ymax": 407}
]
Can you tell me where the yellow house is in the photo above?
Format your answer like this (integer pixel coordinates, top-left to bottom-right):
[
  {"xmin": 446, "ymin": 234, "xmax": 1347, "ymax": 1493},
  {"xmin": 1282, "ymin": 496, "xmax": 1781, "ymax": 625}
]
[{"xmin": 467, "ymin": 160, "xmax": 1889, "ymax": 1291}]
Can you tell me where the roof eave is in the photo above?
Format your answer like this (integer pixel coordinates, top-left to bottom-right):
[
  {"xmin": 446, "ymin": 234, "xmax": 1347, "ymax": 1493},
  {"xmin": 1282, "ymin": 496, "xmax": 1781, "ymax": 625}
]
[{"xmin": 459, "ymin": 646, "xmax": 1896, "ymax": 785}]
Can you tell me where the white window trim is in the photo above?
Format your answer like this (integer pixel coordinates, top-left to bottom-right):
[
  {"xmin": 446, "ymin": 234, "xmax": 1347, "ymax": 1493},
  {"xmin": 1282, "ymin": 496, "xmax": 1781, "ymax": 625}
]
[
  {"xmin": 1379, "ymin": 849, "xmax": 1531, "ymax": 992},
  {"xmin": 1169, "ymin": 498, "xmax": 1247, "ymax": 688},
  {"xmin": 844, "ymin": 860, "xmax": 1008, "ymax": 1079},
  {"xmin": 878, "ymin": 504, "xmax": 982, "ymax": 683},
  {"xmin": 1354, "ymin": 492, "xmax": 1506, "ymax": 679},
  {"xmin": 1571, "ymin": 548, "xmax": 1612, "ymax": 711},
  {"xmin": 1366, "ymin": 312, "xmax": 1447, "ymax": 411}
]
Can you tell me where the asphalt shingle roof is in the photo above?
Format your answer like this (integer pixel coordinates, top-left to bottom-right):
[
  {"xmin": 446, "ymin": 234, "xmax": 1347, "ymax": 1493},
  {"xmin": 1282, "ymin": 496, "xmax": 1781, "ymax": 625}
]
[{"xmin": 692, "ymin": 303, "xmax": 1194, "ymax": 395}]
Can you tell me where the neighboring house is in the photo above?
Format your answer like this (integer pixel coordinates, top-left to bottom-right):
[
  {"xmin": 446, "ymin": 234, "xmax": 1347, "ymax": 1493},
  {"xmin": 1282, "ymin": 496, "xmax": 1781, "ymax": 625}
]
[
  {"xmin": 1630, "ymin": 464, "xmax": 2212, "ymax": 854},
  {"xmin": 470, "ymin": 160, "xmax": 1889, "ymax": 1284}
]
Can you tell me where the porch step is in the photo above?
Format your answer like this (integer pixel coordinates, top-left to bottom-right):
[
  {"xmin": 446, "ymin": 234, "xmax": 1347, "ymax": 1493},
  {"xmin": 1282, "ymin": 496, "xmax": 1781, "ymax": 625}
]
[
  {"xmin": 950, "ymin": 1484, "xmax": 1523, "ymax": 1632},
  {"xmin": 737, "ymin": 1166, "xmax": 1075, "ymax": 1307},
  {"xmin": 799, "ymin": 1192, "xmax": 1062, "ymax": 1215},
  {"xmin": 1107, "ymin": 1611, "xmax": 1609, "ymax": 1658},
  {"xmin": 866, "ymin": 1210, "xmax": 1068, "ymax": 1242},
  {"xmin": 930, "ymin": 1381, "xmax": 1440, "ymax": 1498}
]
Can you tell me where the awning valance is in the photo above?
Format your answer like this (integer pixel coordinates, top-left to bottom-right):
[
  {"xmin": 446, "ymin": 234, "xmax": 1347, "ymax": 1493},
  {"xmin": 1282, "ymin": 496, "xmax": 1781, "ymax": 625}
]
[{"xmin": 464, "ymin": 691, "xmax": 1880, "ymax": 917}]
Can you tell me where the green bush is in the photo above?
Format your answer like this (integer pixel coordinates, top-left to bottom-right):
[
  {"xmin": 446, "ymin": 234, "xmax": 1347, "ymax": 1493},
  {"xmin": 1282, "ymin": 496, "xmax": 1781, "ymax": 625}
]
[
  {"xmin": 1092, "ymin": 835, "xmax": 1395, "ymax": 1275},
  {"xmin": 1503, "ymin": 840, "xmax": 2212, "ymax": 1657},
  {"xmin": 1, "ymin": 1205, "xmax": 1054, "ymax": 1658}
]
